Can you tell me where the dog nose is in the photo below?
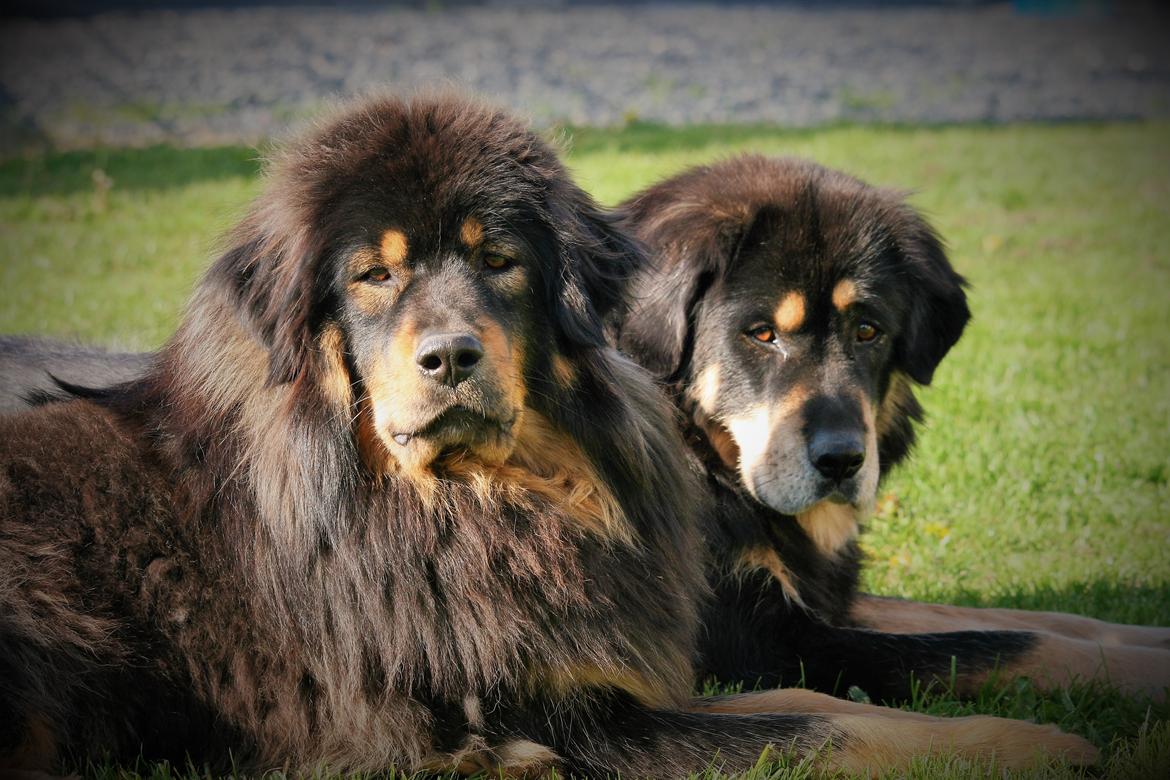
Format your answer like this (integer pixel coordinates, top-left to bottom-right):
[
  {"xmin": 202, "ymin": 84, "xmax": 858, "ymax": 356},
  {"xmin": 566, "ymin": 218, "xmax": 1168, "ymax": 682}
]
[
  {"xmin": 415, "ymin": 333, "xmax": 484, "ymax": 387},
  {"xmin": 808, "ymin": 431, "xmax": 865, "ymax": 482}
]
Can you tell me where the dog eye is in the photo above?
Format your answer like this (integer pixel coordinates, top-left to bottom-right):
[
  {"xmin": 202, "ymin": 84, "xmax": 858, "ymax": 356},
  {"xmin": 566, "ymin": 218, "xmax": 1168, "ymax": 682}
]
[
  {"xmin": 856, "ymin": 322, "xmax": 880, "ymax": 343},
  {"xmin": 359, "ymin": 266, "xmax": 392, "ymax": 284},
  {"xmin": 748, "ymin": 325, "xmax": 777, "ymax": 344},
  {"xmin": 483, "ymin": 253, "xmax": 512, "ymax": 271}
]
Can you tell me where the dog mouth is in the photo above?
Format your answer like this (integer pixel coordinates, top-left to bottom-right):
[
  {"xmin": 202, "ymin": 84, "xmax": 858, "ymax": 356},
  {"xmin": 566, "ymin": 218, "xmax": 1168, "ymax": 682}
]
[
  {"xmin": 751, "ymin": 472, "xmax": 869, "ymax": 516},
  {"xmin": 820, "ymin": 484, "xmax": 858, "ymax": 506},
  {"xmin": 819, "ymin": 491, "xmax": 856, "ymax": 509},
  {"xmin": 391, "ymin": 406, "xmax": 516, "ymax": 450}
]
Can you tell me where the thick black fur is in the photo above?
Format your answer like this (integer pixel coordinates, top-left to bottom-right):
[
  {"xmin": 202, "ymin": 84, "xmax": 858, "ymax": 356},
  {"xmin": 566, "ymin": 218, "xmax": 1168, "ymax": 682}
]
[
  {"xmin": 0, "ymin": 127, "xmax": 1104, "ymax": 777},
  {"xmin": 2, "ymin": 95, "xmax": 862, "ymax": 778},
  {"xmin": 618, "ymin": 155, "xmax": 1041, "ymax": 702}
]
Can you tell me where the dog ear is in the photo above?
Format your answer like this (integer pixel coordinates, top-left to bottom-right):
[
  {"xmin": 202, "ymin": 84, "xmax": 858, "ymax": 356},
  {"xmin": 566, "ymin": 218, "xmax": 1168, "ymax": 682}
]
[
  {"xmin": 547, "ymin": 186, "xmax": 647, "ymax": 350},
  {"xmin": 214, "ymin": 214, "xmax": 328, "ymax": 387},
  {"xmin": 615, "ymin": 191, "xmax": 757, "ymax": 379},
  {"xmin": 891, "ymin": 203, "xmax": 971, "ymax": 386}
]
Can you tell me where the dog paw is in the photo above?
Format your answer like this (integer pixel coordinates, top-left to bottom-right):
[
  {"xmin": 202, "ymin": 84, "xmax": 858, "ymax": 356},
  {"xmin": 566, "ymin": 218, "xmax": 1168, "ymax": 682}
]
[
  {"xmin": 1026, "ymin": 723, "xmax": 1101, "ymax": 766},
  {"xmin": 822, "ymin": 712, "xmax": 1099, "ymax": 776},
  {"xmin": 944, "ymin": 716, "xmax": 1100, "ymax": 769}
]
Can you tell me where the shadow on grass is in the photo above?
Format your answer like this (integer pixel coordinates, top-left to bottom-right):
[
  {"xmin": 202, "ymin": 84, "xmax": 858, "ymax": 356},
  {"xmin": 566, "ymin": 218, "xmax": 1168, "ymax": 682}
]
[{"xmin": 0, "ymin": 145, "xmax": 263, "ymax": 197}]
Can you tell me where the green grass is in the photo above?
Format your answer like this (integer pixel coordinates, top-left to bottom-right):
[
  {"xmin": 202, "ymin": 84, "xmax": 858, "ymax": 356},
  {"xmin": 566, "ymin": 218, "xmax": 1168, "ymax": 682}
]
[{"xmin": 2, "ymin": 121, "xmax": 1169, "ymax": 778}]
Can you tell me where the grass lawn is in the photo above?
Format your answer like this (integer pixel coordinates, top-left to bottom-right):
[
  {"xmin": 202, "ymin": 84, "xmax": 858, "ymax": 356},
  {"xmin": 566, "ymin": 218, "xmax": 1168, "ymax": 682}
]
[{"xmin": 2, "ymin": 121, "xmax": 1169, "ymax": 778}]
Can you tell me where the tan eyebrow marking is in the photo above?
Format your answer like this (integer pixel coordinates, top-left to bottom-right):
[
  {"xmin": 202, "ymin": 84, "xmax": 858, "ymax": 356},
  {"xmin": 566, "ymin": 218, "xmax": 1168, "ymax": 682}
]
[
  {"xmin": 380, "ymin": 228, "xmax": 408, "ymax": 267},
  {"xmin": 832, "ymin": 279, "xmax": 858, "ymax": 311},
  {"xmin": 774, "ymin": 292, "xmax": 806, "ymax": 332},
  {"xmin": 460, "ymin": 216, "xmax": 484, "ymax": 249}
]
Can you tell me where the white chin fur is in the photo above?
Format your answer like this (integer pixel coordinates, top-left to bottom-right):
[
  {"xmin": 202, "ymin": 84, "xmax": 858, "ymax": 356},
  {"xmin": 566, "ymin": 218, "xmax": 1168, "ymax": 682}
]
[
  {"xmin": 741, "ymin": 457, "xmax": 879, "ymax": 517},
  {"xmin": 728, "ymin": 403, "xmax": 881, "ymax": 517}
]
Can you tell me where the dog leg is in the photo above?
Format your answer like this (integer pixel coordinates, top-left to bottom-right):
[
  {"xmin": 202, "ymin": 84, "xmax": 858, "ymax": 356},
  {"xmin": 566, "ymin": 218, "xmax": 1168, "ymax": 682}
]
[
  {"xmin": 783, "ymin": 620, "xmax": 1170, "ymax": 704},
  {"xmin": 685, "ymin": 688, "xmax": 1098, "ymax": 776},
  {"xmin": 705, "ymin": 611, "xmax": 1169, "ymax": 705},
  {"xmin": 704, "ymin": 613, "xmax": 1038, "ymax": 702},
  {"xmin": 981, "ymin": 632, "xmax": 1170, "ymax": 702},
  {"xmin": 544, "ymin": 696, "xmax": 1096, "ymax": 777},
  {"xmin": 854, "ymin": 593, "xmax": 1170, "ymax": 649},
  {"xmin": 690, "ymin": 687, "xmax": 936, "ymax": 720}
]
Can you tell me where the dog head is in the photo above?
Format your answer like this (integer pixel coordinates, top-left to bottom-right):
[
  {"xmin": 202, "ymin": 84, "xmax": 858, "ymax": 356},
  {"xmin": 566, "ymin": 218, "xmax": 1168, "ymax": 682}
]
[
  {"xmin": 149, "ymin": 94, "xmax": 707, "ymax": 712},
  {"xmin": 204, "ymin": 93, "xmax": 640, "ymax": 479},
  {"xmin": 619, "ymin": 155, "xmax": 969, "ymax": 516}
]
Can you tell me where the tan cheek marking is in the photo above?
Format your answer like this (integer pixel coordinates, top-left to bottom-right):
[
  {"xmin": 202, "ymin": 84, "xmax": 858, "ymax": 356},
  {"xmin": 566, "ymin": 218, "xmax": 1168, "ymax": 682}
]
[
  {"xmin": 362, "ymin": 319, "xmax": 421, "ymax": 474},
  {"xmin": 772, "ymin": 385, "xmax": 810, "ymax": 427},
  {"xmin": 724, "ymin": 385, "xmax": 809, "ymax": 486},
  {"xmin": 876, "ymin": 371, "xmax": 913, "ymax": 439},
  {"xmin": 736, "ymin": 546, "xmax": 805, "ymax": 606},
  {"xmin": 460, "ymin": 216, "xmax": 484, "ymax": 249},
  {"xmin": 355, "ymin": 395, "xmax": 396, "ymax": 477},
  {"xmin": 692, "ymin": 363, "xmax": 722, "ymax": 414},
  {"xmin": 858, "ymin": 394, "xmax": 880, "ymax": 511},
  {"xmin": 796, "ymin": 502, "xmax": 860, "ymax": 559},
  {"xmin": 726, "ymin": 405, "xmax": 773, "ymax": 482},
  {"xmin": 382, "ymin": 318, "xmax": 421, "ymax": 399},
  {"xmin": 368, "ymin": 328, "xmax": 457, "ymax": 485},
  {"xmin": 380, "ymin": 228, "xmax": 409, "ymax": 267},
  {"xmin": 832, "ymin": 278, "xmax": 858, "ymax": 311},
  {"xmin": 349, "ymin": 286, "xmax": 388, "ymax": 318},
  {"xmin": 774, "ymin": 291, "xmax": 806, "ymax": 332},
  {"xmin": 316, "ymin": 323, "xmax": 353, "ymax": 408},
  {"xmin": 479, "ymin": 317, "xmax": 525, "ymax": 412}
]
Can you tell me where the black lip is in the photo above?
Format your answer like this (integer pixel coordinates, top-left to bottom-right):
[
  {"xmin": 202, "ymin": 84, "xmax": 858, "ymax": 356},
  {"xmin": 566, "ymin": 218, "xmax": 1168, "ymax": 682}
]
[
  {"xmin": 421, "ymin": 407, "xmax": 501, "ymax": 435},
  {"xmin": 392, "ymin": 406, "xmax": 514, "ymax": 445},
  {"xmin": 818, "ymin": 479, "xmax": 857, "ymax": 506}
]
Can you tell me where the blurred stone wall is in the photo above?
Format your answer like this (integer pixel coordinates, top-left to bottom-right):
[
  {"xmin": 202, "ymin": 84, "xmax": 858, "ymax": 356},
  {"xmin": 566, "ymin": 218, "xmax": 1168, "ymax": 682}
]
[{"xmin": 2, "ymin": 1, "xmax": 1166, "ymax": 149}]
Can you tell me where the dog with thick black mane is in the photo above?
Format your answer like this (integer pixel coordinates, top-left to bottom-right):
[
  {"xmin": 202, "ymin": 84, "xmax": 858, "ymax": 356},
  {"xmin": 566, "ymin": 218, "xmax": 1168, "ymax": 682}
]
[
  {"xmin": 0, "ymin": 99, "xmax": 1099, "ymax": 777},
  {"xmin": 616, "ymin": 154, "xmax": 1170, "ymax": 706}
]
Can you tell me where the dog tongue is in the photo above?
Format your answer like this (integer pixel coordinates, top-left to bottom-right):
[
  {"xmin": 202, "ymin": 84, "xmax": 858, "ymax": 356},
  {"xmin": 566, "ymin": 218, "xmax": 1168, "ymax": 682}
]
[{"xmin": 393, "ymin": 433, "xmax": 412, "ymax": 446}]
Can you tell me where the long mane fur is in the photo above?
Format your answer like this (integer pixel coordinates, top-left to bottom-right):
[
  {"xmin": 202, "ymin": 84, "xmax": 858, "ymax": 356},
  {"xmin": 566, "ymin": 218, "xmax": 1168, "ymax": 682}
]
[{"xmin": 22, "ymin": 93, "xmax": 706, "ymax": 771}]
